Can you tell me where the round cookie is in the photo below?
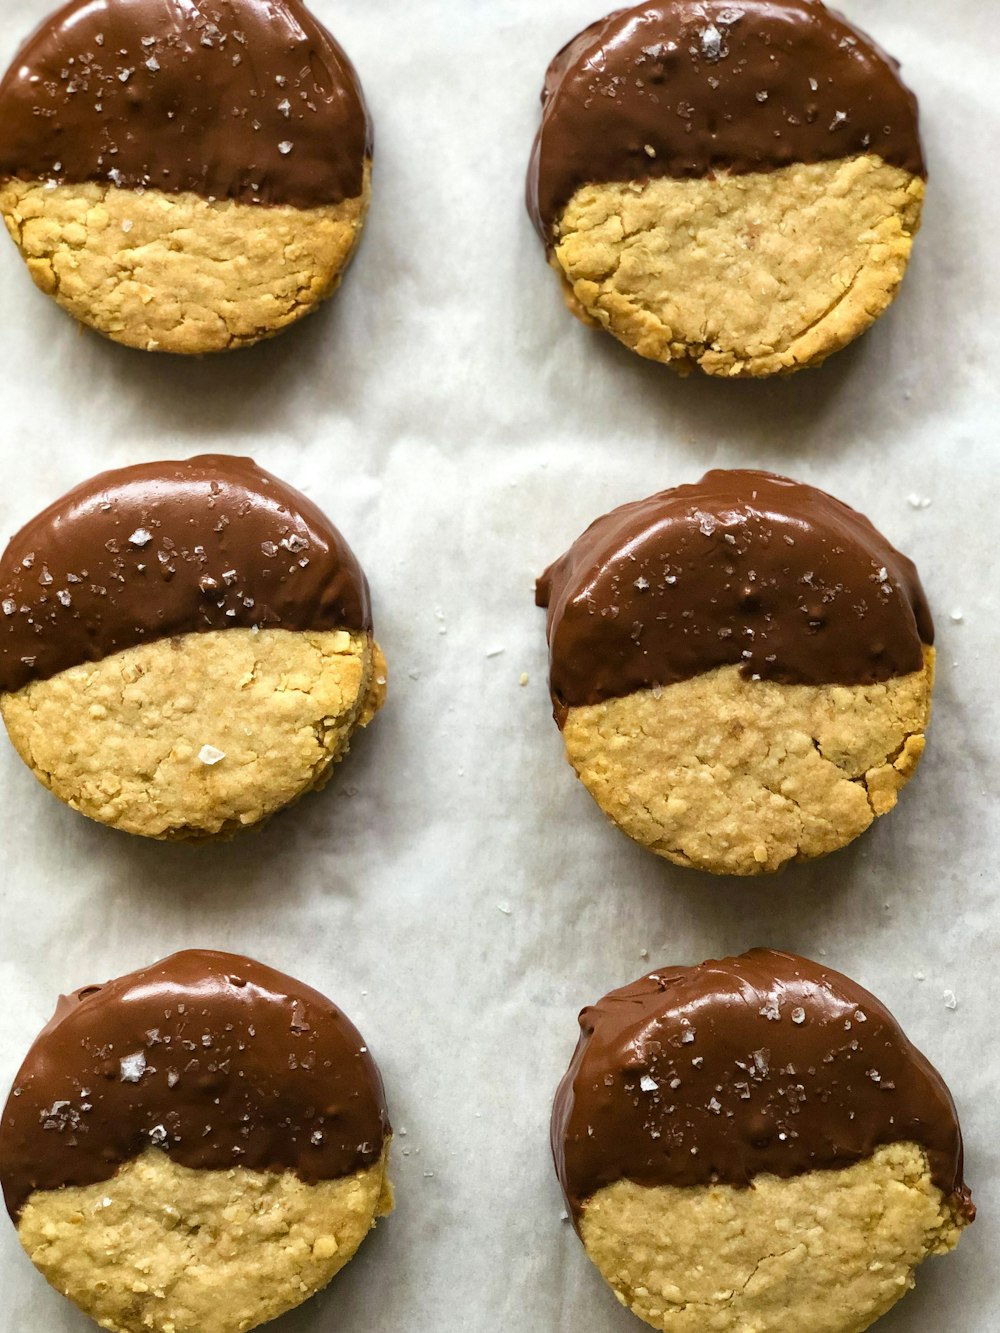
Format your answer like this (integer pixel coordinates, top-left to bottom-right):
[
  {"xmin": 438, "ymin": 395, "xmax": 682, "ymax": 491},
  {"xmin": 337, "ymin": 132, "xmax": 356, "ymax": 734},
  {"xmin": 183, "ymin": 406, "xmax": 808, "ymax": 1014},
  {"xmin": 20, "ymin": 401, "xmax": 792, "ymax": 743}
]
[
  {"xmin": 0, "ymin": 0, "xmax": 372, "ymax": 353},
  {"xmin": 527, "ymin": 0, "xmax": 925, "ymax": 376},
  {"xmin": 536, "ymin": 470, "xmax": 934, "ymax": 876},
  {"xmin": 0, "ymin": 949, "xmax": 393, "ymax": 1333},
  {"xmin": 0, "ymin": 455, "xmax": 387, "ymax": 840},
  {"xmin": 553, "ymin": 949, "xmax": 974, "ymax": 1333}
]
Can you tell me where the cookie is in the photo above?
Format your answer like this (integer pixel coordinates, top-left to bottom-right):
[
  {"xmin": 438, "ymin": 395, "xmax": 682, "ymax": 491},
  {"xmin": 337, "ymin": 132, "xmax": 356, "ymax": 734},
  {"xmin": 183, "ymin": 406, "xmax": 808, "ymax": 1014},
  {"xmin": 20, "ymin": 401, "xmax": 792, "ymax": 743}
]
[
  {"xmin": 553, "ymin": 948, "xmax": 974, "ymax": 1333},
  {"xmin": 0, "ymin": 0, "xmax": 372, "ymax": 353},
  {"xmin": 536, "ymin": 470, "xmax": 933, "ymax": 876},
  {"xmin": 0, "ymin": 455, "xmax": 386, "ymax": 840},
  {"xmin": 0, "ymin": 949, "xmax": 393, "ymax": 1333},
  {"xmin": 527, "ymin": 0, "xmax": 924, "ymax": 376}
]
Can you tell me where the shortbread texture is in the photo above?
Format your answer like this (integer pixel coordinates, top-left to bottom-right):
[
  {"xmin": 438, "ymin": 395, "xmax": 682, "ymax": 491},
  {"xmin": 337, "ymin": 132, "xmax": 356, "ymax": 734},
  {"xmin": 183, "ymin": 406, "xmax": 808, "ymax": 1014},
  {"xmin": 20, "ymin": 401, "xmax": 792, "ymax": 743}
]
[
  {"xmin": 0, "ymin": 169, "xmax": 370, "ymax": 354},
  {"xmin": 578, "ymin": 1142, "xmax": 968, "ymax": 1333},
  {"xmin": 560, "ymin": 650, "xmax": 933, "ymax": 876},
  {"xmin": 552, "ymin": 155, "xmax": 923, "ymax": 377},
  {"xmin": 1, "ymin": 627, "xmax": 387, "ymax": 841},
  {"xmin": 17, "ymin": 1145, "xmax": 393, "ymax": 1333}
]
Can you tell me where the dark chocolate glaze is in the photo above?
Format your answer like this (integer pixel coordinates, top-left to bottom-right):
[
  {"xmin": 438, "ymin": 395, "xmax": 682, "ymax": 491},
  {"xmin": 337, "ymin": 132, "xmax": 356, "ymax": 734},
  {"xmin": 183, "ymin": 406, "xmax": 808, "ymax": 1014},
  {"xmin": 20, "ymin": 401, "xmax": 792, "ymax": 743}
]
[
  {"xmin": 536, "ymin": 470, "xmax": 932, "ymax": 725},
  {"xmin": 0, "ymin": 0, "xmax": 371, "ymax": 208},
  {"xmin": 552, "ymin": 949, "xmax": 973, "ymax": 1226},
  {"xmin": 528, "ymin": 0, "xmax": 924, "ymax": 241},
  {"xmin": 0, "ymin": 454, "xmax": 372, "ymax": 694},
  {"xmin": 0, "ymin": 950, "xmax": 390, "ymax": 1220}
]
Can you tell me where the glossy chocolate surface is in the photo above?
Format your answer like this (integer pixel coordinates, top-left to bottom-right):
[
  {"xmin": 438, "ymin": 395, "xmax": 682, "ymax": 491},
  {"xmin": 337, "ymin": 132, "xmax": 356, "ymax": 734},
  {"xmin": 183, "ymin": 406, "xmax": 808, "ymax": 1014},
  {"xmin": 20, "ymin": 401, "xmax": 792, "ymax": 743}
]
[
  {"xmin": 528, "ymin": 0, "xmax": 924, "ymax": 240},
  {"xmin": 0, "ymin": 950, "xmax": 389, "ymax": 1219},
  {"xmin": 553, "ymin": 949, "xmax": 972, "ymax": 1223},
  {"xmin": 0, "ymin": 454, "xmax": 372, "ymax": 694},
  {"xmin": 536, "ymin": 470, "xmax": 932, "ymax": 723},
  {"xmin": 0, "ymin": 0, "xmax": 371, "ymax": 208}
]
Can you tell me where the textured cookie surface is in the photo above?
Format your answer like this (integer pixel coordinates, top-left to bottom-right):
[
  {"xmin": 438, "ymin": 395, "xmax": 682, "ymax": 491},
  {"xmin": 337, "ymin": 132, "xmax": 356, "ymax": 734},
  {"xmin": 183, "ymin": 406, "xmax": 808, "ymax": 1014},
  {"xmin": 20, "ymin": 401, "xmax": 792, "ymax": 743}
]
[
  {"xmin": 538, "ymin": 470, "xmax": 934, "ymax": 874},
  {"xmin": 0, "ymin": 175, "xmax": 369, "ymax": 354},
  {"xmin": 0, "ymin": 0, "xmax": 373, "ymax": 353},
  {"xmin": 0, "ymin": 949, "xmax": 394, "ymax": 1331},
  {"xmin": 553, "ymin": 951, "xmax": 973, "ymax": 1331},
  {"xmin": 528, "ymin": 0, "xmax": 925, "ymax": 375},
  {"xmin": 18, "ymin": 1147, "xmax": 392, "ymax": 1333},
  {"xmin": 562, "ymin": 651, "xmax": 932, "ymax": 875},
  {"xmin": 1, "ymin": 628, "xmax": 386, "ymax": 840},
  {"xmin": 581, "ymin": 1143, "xmax": 964, "ymax": 1333},
  {"xmin": 553, "ymin": 157, "xmax": 923, "ymax": 376}
]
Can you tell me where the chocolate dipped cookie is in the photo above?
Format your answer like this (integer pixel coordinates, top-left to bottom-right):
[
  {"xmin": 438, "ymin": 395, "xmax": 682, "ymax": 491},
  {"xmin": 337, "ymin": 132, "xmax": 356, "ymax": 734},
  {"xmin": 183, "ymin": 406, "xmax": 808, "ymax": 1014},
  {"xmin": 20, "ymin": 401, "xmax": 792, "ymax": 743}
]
[
  {"xmin": 536, "ymin": 470, "xmax": 933, "ymax": 875},
  {"xmin": 0, "ymin": 0, "xmax": 372, "ymax": 353},
  {"xmin": 0, "ymin": 455, "xmax": 386, "ymax": 840},
  {"xmin": 527, "ymin": 0, "xmax": 925, "ymax": 376},
  {"xmin": 0, "ymin": 949, "xmax": 393, "ymax": 1333},
  {"xmin": 553, "ymin": 949, "xmax": 974, "ymax": 1333}
]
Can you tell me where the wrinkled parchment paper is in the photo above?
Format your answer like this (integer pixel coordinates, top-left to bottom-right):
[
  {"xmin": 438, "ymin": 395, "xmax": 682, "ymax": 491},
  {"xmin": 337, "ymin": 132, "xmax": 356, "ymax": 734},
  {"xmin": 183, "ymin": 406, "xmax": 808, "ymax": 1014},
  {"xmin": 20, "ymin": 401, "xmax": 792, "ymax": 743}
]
[{"xmin": 0, "ymin": 1, "xmax": 996, "ymax": 1329}]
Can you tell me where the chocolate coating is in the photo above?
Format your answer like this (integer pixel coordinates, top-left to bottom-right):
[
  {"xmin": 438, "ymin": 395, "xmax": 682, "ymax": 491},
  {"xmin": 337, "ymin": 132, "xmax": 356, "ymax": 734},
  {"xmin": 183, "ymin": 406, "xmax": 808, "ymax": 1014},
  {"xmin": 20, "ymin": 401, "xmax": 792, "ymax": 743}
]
[
  {"xmin": 0, "ymin": 0, "xmax": 371, "ymax": 209},
  {"xmin": 528, "ymin": 0, "xmax": 924, "ymax": 241},
  {"xmin": 536, "ymin": 470, "xmax": 933, "ymax": 724},
  {"xmin": 553, "ymin": 949, "xmax": 973, "ymax": 1225},
  {"xmin": 0, "ymin": 454, "xmax": 372, "ymax": 694},
  {"xmin": 0, "ymin": 950, "xmax": 390, "ymax": 1221}
]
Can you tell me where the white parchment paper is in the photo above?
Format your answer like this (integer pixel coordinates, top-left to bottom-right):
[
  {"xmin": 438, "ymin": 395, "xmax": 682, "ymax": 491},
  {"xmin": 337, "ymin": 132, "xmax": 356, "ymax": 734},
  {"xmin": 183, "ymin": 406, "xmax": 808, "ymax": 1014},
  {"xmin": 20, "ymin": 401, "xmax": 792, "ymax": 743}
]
[{"xmin": 0, "ymin": 1, "xmax": 996, "ymax": 1329}]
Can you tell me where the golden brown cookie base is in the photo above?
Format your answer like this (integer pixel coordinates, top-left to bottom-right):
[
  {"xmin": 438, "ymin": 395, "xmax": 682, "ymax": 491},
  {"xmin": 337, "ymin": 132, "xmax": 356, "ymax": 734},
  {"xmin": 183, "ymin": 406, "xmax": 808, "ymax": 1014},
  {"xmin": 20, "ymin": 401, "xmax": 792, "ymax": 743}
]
[
  {"xmin": 1, "ymin": 628, "xmax": 387, "ymax": 841},
  {"xmin": 560, "ymin": 651, "xmax": 933, "ymax": 876},
  {"xmin": 0, "ymin": 169, "xmax": 370, "ymax": 354},
  {"xmin": 578, "ymin": 1143, "xmax": 969, "ymax": 1333},
  {"xmin": 552, "ymin": 155, "xmax": 923, "ymax": 377},
  {"xmin": 17, "ymin": 1144, "xmax": 393, "ymax": 1333}
]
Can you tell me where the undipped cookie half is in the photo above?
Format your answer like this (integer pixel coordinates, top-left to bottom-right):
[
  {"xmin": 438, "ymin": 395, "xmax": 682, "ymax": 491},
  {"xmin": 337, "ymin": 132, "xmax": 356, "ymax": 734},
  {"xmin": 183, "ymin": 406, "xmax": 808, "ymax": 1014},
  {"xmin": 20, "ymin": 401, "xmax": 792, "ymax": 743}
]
[
  {"xmin": 0, "ymin": 0, "xmax": 372, "ymax": 353},
  {"xmin": 553, "ymin": 949, "xmax": 974, "ymax": 1333},
  {"xmin": 527, "ymin": 0, "xmax": 925, "ymax": 376},
  {"xmin": 0, "ymin": 949, "xmax": 393, "ymax": 1333},
  {"xmin": 536, "ymin": 470, "xmax": 934, "ymax": 875},
  {"xmin": 0, "ymin": 454, "xmax": 386, "ymax": 840}
]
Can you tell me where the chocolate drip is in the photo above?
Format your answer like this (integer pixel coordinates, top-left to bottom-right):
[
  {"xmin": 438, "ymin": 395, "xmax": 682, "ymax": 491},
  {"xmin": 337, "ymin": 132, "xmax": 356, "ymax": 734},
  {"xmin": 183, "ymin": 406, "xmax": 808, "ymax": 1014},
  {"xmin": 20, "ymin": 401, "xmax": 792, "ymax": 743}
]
[
  {"xmin": 552, "ymin": 949, "xmax": 973, "ymax": 1224},
  {"xmin": 0, "ymin": 950, "xmax": 390, "ymax": 1220},
  {"xmin": 528, "ymin": 0, "xmax": 924, "ymax": 241},
  {"xmin": 536, "ymin": 470, "xmax": 932, "ymax": 724},
  {"xmin": 0, "ymin": 0, "xmax": 371, "ymax": 209},
  {"xmin": 0, "ymin": 454, "xmax": 372, "ymax": 694}
]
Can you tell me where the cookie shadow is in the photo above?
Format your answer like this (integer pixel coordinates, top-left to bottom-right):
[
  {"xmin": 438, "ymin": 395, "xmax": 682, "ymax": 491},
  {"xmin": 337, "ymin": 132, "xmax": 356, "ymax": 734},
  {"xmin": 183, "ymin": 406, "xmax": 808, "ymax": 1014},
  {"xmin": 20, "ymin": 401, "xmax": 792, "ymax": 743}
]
[
  {"xmin": 542, "ymin": 748, "xmax": 952, "ymax": 977},
  {"xmin": 522, "ymin": 190, "xmax": 948, "ymax": 470},
  {"xmin": 40, "ymin": 710, "xmax": 393, "ymax": 929},
  {"xmin": 77, "ymin": 286, "xmax": 367, "ymax": 444}
]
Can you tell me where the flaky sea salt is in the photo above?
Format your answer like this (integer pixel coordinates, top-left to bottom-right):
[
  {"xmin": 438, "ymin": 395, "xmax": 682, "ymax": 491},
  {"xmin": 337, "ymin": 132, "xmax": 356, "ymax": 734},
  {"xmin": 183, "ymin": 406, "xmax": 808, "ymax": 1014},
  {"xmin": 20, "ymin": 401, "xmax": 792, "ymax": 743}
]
[
  {"xmin": 198, "ymin": 745, "xmax": 226, "ymax": 766},
  {"xmin": 120, "ymin": 1052, "xmax": 146, "ymax": 1082},
  {"xmin": 640, "ymin": 1074, "xmax": 658, "ymax": 1093},
  {"xmin": 698, "ymin": 23, "xmax": 723, "ymax": 59}
]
